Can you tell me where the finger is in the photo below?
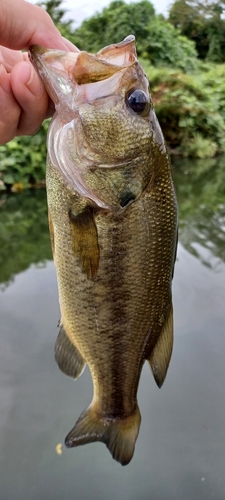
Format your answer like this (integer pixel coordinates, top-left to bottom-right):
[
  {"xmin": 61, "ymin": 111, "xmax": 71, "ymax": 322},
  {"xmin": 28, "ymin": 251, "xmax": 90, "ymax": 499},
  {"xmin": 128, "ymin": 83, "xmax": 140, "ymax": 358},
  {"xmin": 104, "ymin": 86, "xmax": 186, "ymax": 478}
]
[
  {"xmin": 0, "ymin": 0, "xmax": 78, "ymax": 52},
  {"xmin": 0, "ymin": 65, "xmax": 21, "ymax": 144},
  {"xmin": 0, "ymin": 45, "xmax": 24, "ymax": 72},
  {"xmin": 10, "ymin": 61, "xmax": 50, "ymax": 135},
  {"xmin": 61, "ymin": 37, "xmax": 80, "ymax": 53},
  {"xmin": 0, "ymin": 43, "xmax": 77, "ymax": 76}
]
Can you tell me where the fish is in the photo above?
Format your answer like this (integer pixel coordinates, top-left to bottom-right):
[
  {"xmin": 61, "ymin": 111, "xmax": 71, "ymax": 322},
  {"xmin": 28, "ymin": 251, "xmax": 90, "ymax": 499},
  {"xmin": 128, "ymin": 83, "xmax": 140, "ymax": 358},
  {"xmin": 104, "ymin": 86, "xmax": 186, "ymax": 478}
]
[{"xmin": 29, "ymin": 35, "xmax": 178, "ymax": 466}]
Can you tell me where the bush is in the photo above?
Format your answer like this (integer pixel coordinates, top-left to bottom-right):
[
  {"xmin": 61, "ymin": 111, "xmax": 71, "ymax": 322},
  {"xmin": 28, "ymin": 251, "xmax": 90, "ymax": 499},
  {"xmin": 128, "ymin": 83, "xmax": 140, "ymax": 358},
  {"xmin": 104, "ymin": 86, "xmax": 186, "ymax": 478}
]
[
  {"xmin": 0, "ymin": 120, "xmax": 49, "ymax": 191},
  {"xmin": 0, "ymin": 189, "xmax": 51, "ymax": 286},
  {"xmin": 139, "ymin": 18, "xmax": 198, "ymax": 72},
  {"xmin": 144, "ymin": 63, "xmax": 225, "ymax": 157},
  {"xmin": 72, "ymin": 0, "xmax": 155, "ymax": 53}
]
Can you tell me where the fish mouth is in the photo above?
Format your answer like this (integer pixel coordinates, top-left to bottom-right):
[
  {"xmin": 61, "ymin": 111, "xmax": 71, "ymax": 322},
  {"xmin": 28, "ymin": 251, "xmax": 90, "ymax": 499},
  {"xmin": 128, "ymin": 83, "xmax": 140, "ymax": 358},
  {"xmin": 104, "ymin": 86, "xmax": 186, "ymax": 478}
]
[
  {"xmin": 29, "ymin": 36, "xmax": 149, "ymax": 211},
  {"xmin": 29, "ymin": 36, "xmax": 138, "ymax": 108},
  {"xmin": 30, "ymin": 35, "xmax": 137, "ymax": 83}
]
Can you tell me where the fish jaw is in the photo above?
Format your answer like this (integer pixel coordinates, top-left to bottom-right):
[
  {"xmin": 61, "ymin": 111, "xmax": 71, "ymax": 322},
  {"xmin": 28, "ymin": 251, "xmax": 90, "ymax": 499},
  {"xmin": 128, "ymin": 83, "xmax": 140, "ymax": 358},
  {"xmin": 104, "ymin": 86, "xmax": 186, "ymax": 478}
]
[
  {"xmin": 30, "ymin": 36, "xmax": 153, "ymax": 210},
  {"xmin": 29, "ymin": 35, "xmax": 138, "ymax": 118}
]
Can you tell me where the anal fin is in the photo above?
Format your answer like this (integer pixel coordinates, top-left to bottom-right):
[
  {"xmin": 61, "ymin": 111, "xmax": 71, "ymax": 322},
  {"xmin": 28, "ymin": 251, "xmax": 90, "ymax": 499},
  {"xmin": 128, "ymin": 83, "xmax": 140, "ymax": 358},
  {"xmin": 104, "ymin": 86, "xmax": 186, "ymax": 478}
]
[
  {"xmin": 54, "ymin": 325, "xmax": 86, "ymax": 379},
  {"xmin": 148, "ymin": 304, "xmax": 173, "ymax": 388}
]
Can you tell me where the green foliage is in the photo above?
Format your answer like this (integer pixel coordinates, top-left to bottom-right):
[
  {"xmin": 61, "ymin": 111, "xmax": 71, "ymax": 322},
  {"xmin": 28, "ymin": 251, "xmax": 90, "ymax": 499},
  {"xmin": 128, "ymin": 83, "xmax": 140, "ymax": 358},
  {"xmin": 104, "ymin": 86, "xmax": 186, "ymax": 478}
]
[
  {"xmin": 139, "ymin": 18, "xmax": 198, "ymax": 71},
  {"xmin": 173, "ymin": 155, "xmax": 225, "ymax": 266},
  {"xmin": 144, "ymin": 62, "xmax": 225, "ymax": 157},
  {"xmin": 187, "ymin": 133, "xmax": 217, "ymax": 158},
  {"xmin": 1, "ymin": 157, "xmax": 225, "ymax": 289},
  {"xmin": 72, "ymin": 0, "xmax": 155, "ymax": 53},
  {"xmin": 169, "ymin": 0, "xmax": 225, "ymax": 63},
  {"xmin": 0, "ymin": 190, "xmax": 52, "ymax": 287},
  {"xmin": 0, "ymin": 121, "xmax": 49, "ymax": 190},
  {"xmin": 72, "ymin": 0, "xmax": 198, "ymax": 72},
  {"xmin": 1, "ymin": 0, "xmax": 225, "ymax": 193},
  {"xmin": 174, "ymin": 155, "xmax": 225, "ymax": 211}
]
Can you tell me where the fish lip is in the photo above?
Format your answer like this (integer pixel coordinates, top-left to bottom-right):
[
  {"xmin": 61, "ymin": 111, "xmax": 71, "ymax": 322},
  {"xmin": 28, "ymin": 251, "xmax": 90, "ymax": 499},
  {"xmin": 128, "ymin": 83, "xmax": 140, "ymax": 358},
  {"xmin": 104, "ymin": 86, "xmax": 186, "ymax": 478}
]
[
  {"xmin": 30, "ymin": 34, "xmax": 136, "ymax": 58},
  {"xmin": 29, "ymin": 44, "xmax": 48, "ymax": 55},
  {"xmin": 96, "ymin": 34, "xmax": 137, "ymax": 65},
  {"xmin": 28, "ymin": 37, "xmax": 143, "ymax": 114},
  {"xmin": 29, "ymin": 35, "xmax": 138, "ymax": 80},
  {"xmin": 29, "ymin": 45, "xmax": 48, "ymax": 72},
  {"xmin": 29, "ymin": 44, "xmax": 51, "ymax": 65},
  {"xmin": 99, "ymin": 34, "xmax": 135, "ymax": 51}
]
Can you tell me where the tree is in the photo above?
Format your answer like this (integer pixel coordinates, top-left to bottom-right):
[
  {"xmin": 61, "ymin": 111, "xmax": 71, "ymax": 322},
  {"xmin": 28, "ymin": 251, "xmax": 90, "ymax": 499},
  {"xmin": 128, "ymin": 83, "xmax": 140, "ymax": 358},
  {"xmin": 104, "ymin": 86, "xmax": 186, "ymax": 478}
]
[
  {"xmin": 138, "ymin": 18, "xmax": 198, "ymax": 71},
  {"xmin": 206, "ymin": 3, "xmax": 225, "ymax": 62},
  {"xmin": 168, "ymin": 0, "xmax": 225, "ymax": 62},
  {"xmin": 71, "ymin": 0, "xmax": 197, "ymax": 70},
  {"xmin": 73, "ymin": 0, "xmax": 155, "ymax": 53}
]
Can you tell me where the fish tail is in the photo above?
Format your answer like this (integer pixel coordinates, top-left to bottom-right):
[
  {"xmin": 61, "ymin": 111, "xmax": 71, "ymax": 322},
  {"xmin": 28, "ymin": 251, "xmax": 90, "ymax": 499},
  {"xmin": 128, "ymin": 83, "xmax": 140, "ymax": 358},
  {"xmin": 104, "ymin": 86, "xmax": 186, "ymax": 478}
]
[{"xmin": 65, "ymin": 404, "xmax": 141, "ymax": 466}]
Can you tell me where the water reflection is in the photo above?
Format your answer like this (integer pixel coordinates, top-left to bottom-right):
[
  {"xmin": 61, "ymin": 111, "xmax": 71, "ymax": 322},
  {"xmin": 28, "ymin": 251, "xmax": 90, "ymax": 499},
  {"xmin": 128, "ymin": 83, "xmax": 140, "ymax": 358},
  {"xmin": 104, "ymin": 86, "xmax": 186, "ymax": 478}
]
[
  {"xmin": 173, "ymin": 155, "xmax": 225, "ymax": 268},
  {"xmin": 0, "ymin": 189, "xmax": 51, "ymax": 287},
  {"xmin": 1, "ymin": 155, "xmax": 225, "ymax": 288},
  {"xmin": 1, "ymin": 160, "xmax": 225, "ymax": 499}
]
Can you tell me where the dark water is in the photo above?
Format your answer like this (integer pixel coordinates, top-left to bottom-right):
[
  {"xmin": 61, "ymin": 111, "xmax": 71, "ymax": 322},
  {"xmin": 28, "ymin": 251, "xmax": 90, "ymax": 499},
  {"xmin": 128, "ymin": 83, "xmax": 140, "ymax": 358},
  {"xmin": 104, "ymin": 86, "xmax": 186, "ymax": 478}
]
[{"xmin": 1, "ymin": 159, "xmax": 225, "ymax": 500}]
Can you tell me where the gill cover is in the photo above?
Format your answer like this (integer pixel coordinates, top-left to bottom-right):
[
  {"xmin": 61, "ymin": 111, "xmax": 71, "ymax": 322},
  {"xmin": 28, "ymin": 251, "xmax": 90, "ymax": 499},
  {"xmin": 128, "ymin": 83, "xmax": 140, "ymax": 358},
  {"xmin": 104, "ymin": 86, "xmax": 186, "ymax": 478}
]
[{"xmin": 29, "ymin": 36, "xmax": 150, "ymax": 208}]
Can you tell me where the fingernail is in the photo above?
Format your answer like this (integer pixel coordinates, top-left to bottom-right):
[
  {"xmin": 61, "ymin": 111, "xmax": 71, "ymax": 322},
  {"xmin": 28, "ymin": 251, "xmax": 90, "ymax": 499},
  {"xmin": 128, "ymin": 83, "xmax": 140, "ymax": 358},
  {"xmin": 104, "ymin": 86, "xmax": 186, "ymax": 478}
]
[{"xmin": 62, "ymin": 37, "xmax": 80, "ymax": 52}]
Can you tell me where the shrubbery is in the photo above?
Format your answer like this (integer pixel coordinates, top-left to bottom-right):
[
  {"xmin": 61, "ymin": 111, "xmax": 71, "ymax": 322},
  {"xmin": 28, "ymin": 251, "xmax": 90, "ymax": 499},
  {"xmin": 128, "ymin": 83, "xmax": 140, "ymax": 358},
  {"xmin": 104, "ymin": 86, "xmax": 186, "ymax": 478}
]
[
  {"xmin": 145, "ymin": 63, "xmax": 225, "ymax": 157},
  {"xmin": 0, "ymin": 0, "xmax": 225, "ymax": 190}
]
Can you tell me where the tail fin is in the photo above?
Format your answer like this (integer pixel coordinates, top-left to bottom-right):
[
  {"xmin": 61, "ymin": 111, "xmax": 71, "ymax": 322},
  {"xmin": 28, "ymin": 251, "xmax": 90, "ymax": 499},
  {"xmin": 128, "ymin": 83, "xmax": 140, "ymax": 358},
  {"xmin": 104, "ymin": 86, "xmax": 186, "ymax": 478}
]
[{"xmin": 65, "ymin": 404, "xmax": 141, "ymax": 466}]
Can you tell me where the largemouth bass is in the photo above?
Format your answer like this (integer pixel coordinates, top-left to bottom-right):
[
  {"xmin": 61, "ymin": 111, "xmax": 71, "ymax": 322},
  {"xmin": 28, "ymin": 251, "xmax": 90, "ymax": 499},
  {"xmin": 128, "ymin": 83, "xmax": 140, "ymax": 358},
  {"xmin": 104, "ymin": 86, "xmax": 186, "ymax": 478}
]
[{"xmin": 30, "ymin": 35, "xmax": 178, "ymax": 466}]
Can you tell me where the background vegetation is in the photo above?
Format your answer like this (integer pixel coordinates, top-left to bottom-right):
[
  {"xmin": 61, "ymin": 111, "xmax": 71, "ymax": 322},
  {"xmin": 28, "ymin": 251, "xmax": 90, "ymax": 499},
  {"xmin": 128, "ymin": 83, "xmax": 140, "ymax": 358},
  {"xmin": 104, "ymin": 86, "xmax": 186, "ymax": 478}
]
[
  {"xmin": 173, "ymin": 156, "xmax": 225, "ymax": 267},
  {"xmin": 0, "ymin": 0, "xmax": 225, "ymax": 190},
  {"xmin": 0, "ymin": 190, "xmax": 51, "ymax": 286},
  {"xmin": 1, "ymin": 0, "xmax": 225, "ymax": 285},
  {"xmin": 1, "ymin": 155, "xmax": 224, "ymax": 287}
]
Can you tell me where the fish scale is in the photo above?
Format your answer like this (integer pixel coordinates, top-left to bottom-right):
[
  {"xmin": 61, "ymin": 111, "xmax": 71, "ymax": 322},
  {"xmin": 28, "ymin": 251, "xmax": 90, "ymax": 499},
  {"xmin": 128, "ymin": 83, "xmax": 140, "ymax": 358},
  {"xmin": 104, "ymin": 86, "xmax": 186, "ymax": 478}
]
[{"xmin": 30, "ymin": 35, "xmax": 178, "ymax": 466}]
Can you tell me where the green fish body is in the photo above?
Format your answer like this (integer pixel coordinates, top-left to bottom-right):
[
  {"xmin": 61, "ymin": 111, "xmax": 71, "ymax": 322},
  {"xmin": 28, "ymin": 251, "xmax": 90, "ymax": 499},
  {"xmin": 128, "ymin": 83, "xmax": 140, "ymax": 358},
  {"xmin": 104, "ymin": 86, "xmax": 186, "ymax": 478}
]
[{"xmin": 30, "ymin": 36, "xmax": 178, "ymax": 466}]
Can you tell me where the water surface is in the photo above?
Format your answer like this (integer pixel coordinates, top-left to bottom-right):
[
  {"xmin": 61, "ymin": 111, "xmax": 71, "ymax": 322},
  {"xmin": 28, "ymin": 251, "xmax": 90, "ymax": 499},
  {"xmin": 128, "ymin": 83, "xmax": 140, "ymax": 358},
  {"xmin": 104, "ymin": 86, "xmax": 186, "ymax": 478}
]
[{"xmin": 1, "ymin": 160, "xmax": 225, "ymax": 500}]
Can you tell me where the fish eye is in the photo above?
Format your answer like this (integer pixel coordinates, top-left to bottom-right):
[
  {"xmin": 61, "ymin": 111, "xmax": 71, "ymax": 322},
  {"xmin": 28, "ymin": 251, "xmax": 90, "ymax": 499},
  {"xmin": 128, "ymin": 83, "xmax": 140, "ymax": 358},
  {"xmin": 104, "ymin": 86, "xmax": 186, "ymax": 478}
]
[{"xmin": 126, "ymin": 89, "xmax": 149, "ymax": 115}]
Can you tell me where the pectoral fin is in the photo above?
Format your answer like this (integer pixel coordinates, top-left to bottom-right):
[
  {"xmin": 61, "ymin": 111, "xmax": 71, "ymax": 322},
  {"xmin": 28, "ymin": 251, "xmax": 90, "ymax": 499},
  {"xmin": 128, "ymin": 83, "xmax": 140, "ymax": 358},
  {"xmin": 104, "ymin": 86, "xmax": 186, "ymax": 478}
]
[
  {"xmin": 147, "ymin": 304, "xmax": 173, "ymax": 388},
  {"xmin": 69, "ymin": 207, "xmax": 99, "ymax": 279},
  {"xmin": 54, "ymin": 325, "xmax": 86, "ymax": 379}
]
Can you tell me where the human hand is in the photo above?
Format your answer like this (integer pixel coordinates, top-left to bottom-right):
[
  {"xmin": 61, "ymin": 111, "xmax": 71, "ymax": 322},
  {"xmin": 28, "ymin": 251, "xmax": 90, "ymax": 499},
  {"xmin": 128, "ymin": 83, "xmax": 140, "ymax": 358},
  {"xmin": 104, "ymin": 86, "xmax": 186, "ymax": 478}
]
[
  {"xmin": 0, "ymin": 0, "xmax": 78, "ymax": 145},
  {"xmin": 0, "ymin": 47, "xmax": 52, "ymax": 144}
]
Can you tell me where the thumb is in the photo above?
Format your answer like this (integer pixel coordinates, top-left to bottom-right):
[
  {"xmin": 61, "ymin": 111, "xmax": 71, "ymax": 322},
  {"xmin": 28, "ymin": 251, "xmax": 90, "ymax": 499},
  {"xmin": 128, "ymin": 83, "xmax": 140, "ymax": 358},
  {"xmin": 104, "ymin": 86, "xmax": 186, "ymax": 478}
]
[{"xmin": 0, "ymin": 0, "xmax": 76, "ymax": 51}]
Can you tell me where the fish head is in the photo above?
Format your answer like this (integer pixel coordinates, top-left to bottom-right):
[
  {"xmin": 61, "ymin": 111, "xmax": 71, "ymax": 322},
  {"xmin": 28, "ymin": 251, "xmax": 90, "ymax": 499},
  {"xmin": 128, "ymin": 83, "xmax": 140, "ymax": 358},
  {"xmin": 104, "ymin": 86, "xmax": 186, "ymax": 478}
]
[{"xmin": 30, "ymin": 36, "xmax": 166, "ymax": 209}]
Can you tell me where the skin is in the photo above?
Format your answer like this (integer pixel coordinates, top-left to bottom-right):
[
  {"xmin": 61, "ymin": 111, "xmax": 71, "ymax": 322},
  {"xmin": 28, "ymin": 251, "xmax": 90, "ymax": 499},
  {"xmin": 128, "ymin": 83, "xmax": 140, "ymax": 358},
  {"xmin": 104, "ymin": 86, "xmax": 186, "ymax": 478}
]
[{"xmin": 0, "ymin": 0, "xmax": 78, "ymax": 145}]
